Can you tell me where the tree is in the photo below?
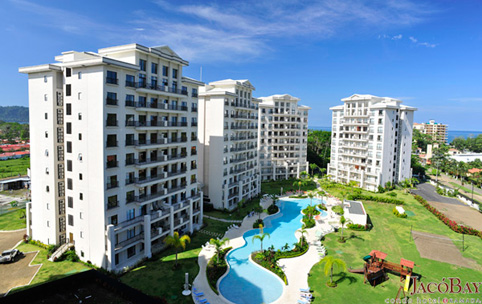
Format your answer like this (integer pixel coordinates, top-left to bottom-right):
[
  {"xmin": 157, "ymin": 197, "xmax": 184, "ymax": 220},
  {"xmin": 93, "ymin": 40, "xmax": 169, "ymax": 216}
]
[
  {"xmin": 163, "ymin": 232, "xmax": 191, "ymax": 267},
  {"xmin": 252, "ymin": 232, "xmax": 270, "ymax": 252},
  {"xmin": 319, "ymin": 256, "xmax": 347, "ymax": 287},
  {"xmin": 297, "ymin": 228, "xmax": 307, "ymax": 247},
  {"xmin": 307, "ymin": 191, "xmax": 315, "ymax": 206},
  {"xmin": 339, "ymin": 216, "xmax": 346, "ymax": 242},
  {"xmin": 254, "ymin": 204, "xmax": 263, "ymax": 220},
  {"xmin": 210, "ymin": 237, "xmax": 230, "ymax": 264},
  {"xmin": 307, "ymin": 130, "xmax": 332, "ymax": 170},
  {"xmin": 293, "ymin": 178, "xmax": 309, "ymax": 194},
  {"xmin": 310, "ymin": 163, "xmax": 319, "ymax": 177}
]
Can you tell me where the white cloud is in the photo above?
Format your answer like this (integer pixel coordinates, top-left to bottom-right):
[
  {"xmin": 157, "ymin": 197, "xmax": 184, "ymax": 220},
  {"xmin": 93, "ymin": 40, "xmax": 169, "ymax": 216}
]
[
  {"xmin": 409, "ymin": 36, "xmax": 436, "ymax": 48},
  {"xmin": 409, "ymin": 36, "xmax": 418, "ymax": 43},
  {"xmin": 392, "ymin": 34, "xmax": 403, "ymax": 40}
]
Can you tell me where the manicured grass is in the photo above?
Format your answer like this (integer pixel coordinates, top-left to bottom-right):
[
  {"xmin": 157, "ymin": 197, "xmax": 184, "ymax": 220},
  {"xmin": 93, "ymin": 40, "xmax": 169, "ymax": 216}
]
[
  {"xmin": 120, "ymin": 219, "xmax": 231, "ymax": 304},
  {"xmin": 0, "ymin": 188, "xmax": 29, "ymax": 198},
  {"xmin": 262, "ymin": 178, "xmax": 318, "ymax": 195},
  {"xmin": 0, "ymin": 157, "xmax": 30, "ymax": 179},
  {"xmin": 308, "ymin": 187, "xmax": 482, "ymax": 303},
  {"xmin": 11, "ymin": 243, "xmax": 89, "ymax": 292},
  {"xmin": 204, "ymin": 197, "xmax": 262, "ymax": 221},
  {"xmin": 0, "ymin": 208, "xmax": 26, "ymax": 230},
  {"xmin": 449, "ymin": 182, "xmax": 476, "ymax": 194}
]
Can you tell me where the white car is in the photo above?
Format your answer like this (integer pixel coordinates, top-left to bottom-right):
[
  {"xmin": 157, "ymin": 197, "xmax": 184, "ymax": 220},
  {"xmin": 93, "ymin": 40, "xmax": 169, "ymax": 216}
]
[{"xmin": 0, "ymin": 249, "xmax": 20, "ymax": 263}]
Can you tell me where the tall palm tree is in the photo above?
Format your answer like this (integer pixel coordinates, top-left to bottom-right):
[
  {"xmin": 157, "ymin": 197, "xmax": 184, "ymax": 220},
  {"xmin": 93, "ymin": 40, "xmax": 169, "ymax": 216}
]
[
  {"xmin": 163, "ymin": 232, "xmax": 191, "ymax": 267},
  {"xmin": 339, "ymin": 216, "xmax": 346, "ymax": 241},
  {"xmin": 297, "ymin": 228, "xmax": 307, "ymax": 247},
  {"xmin": 293, "ymin": 179, "xmax": 309, "ymax": 195},
  {"xmin": 310, "ymin": 163, "xmax": 319, "ymax": 177},
  {"xmin": 307, "ymin": 191, "xmax": 315, "ymax": 206},
  {"xmin": 209, "ymin": 237, "xmax": 229, "ymax": 264},
  {"xmin": 252, "ymin": 232, "xmax": 270, "ymax": 252},
  {"xmin": 319, "ymin": 256, "xmax": 347, "ymax": 287},
  {"xmin": 254, "ymin": 204, "xmax": 263, "ymax": 220}
]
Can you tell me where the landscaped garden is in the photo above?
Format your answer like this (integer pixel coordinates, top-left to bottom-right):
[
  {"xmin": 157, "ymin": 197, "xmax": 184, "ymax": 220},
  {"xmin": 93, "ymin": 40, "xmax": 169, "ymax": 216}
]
[
  {"xmin": 262, "ymin": 178, "xmax": 318, "ymax": 196},
  {"xmin": 0, "ymin": 208, "xmax": 26, "ymax": 230},
  {"xmin": 120, "ymin": 218, "xmax": 231, "ymax": 304},
  {"xmin": 308, "ymin": 182, "xmax": 482, "ymax": 303}
]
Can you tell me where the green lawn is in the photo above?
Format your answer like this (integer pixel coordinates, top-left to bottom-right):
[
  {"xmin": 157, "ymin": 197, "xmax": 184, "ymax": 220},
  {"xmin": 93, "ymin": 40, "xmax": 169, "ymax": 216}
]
[
  {"xmin": 204, "ymin": 197, "xmax": 262, "ymax": 221},
  {"xmin": 308, "ymin": 187, "xmax": 482, "ymax": 303},
  {"xmin": 120, "ymin": 219, "xmax": 231, "ymax": 303},
  {"xmin": 0, "ymin": 208, "xmax": 26, "ymax": 230},
  {"xmin": 262, "ymin": 178, "xmax": 318, "ymax": 195},
  {"xmin": 11, "ymin": 243, "xmax": 89, "ymax": 293},
  {"xmin": 0, "ymin": 157, "xmax": 30, "ymax": 179},
  {"xmin": 449, "ymin": 181, "xmax": 476, "ymax": 194}
]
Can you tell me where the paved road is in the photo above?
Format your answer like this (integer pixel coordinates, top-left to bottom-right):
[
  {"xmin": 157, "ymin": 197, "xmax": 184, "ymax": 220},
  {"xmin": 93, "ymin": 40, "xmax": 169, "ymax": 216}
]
[{"xmin": 412, "ymin": 183, "xmax": 464, "ymax": 205}]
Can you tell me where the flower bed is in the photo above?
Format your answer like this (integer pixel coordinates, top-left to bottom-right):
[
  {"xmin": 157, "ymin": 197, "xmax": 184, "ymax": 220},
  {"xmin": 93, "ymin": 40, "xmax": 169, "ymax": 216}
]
[{"xmin": 413, "ymin": 195, "xmax": 482, "ymax": 238}]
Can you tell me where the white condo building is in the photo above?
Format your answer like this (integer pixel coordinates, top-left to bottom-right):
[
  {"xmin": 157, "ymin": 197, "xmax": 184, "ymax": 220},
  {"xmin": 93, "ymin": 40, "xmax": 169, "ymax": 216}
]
[
  {"xmin": 19, "ymin": 43, "xmax": 203, "ymax": 271},
  {"xmin": 328, "ymin": 94, "xmax": 416, "ymax": 191},
  {"xmin": 258, "ymin": 94, "xmax": 310, "ymax": 181},
  {"xmin": 198, "ymin": 79, "xmax": 260, "ymax": 210}
]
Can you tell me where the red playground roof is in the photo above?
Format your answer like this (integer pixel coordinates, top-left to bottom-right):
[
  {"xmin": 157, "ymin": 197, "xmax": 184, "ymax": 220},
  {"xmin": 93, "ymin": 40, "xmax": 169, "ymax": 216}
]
[
  {"xmin": 400, "ymin": 258, "xmax": 415, "ymax": 269},
  {"xmin": 369, "ymin": 250, "xmax": 387, "ymax": 260}
]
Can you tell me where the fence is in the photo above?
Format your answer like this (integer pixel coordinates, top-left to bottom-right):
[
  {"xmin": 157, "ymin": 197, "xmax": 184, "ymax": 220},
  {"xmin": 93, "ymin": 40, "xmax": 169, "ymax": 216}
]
[
  {"xmin": 0, "ymin": 200, "xmax": 27, "ymax": 216},
  {"xmin": 428, "ymin": 177, "xmax": 481, "ymax": 211}
]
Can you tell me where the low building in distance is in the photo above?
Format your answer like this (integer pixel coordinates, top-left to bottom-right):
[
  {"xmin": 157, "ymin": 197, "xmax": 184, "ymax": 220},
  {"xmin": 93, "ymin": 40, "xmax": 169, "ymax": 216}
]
[
  {"xmin": 198, "ymin": 79, "xmax": 260, "ymax": 210},
  {"xmin": 258, "ymin": 94, "xmax": 310, "ymax": 181},
  {"xmin": 413, "ymin": 120, "xmax": 448, "ymax": 144},
  {"xmin": 19, "ymin": 43, "xmax": 203, "ymax": 271},
  {"xmin": 328, "ymin": 94, "xmax": 416, "ymax": 191}
]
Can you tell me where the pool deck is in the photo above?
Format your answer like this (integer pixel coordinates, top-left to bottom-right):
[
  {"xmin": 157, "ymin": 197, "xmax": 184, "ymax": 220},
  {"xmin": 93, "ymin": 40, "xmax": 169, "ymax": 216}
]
[{"xmin": 193, "ymin": 194, "xmax": 342, "ymax": 304}]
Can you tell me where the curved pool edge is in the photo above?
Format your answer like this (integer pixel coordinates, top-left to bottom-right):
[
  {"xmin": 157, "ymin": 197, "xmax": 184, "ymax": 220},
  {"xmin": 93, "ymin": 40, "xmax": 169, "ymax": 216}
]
[
  {"xmin": 218, "ymin": 206, "xmax": 284, "ymax": 303},
  {"xmin": 248, "ymin": 252, "xmax": 287, "ymax": 302}
]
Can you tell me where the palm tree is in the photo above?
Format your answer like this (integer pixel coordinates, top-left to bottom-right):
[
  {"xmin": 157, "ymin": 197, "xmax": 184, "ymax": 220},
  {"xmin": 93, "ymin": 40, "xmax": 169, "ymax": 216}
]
[
  {"xmin": 293, "ymin": 178, "xmax": 309, "ymax": 195},
  {"xmin": 310, "ymin": 163, "xmax": 319, "ymax": 177},
  {"xmin": 319, "ymin": 256, "xmax": 347, "ymax": 287},
  {"xmin": 307, "ymin": 191, "xmax": 315, "ymax": 206},
  {"xmin": 252, "ymin": 232, "xmax": 270, "ymax": 252},
  {"xmin": 163, "ymin": 232, "xmax": 191, "ymax": 267},
  {"xmin": 254, "ymin": 204, "xmax": 263, "ymax": 220},
  {"xmin": 339, "ymin": 216, "xmax": 346, "ymax": 241},
  {"xmin": 320, "ymin": 168, "xmax": 327, "ymax": 179},
  {"xmin": 209, "ymin": 237, "xmax": 229, "ymax": 264},
  {"xmin": 297, "ymin": 228, "xmax": 307, "ymax": 247}
]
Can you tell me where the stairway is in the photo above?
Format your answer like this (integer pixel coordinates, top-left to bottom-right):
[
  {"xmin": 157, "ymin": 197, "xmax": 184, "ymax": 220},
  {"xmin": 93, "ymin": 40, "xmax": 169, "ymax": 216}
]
[{"xmin": 48, "ymin": 242, "xmax": 74, "ymax": 262}]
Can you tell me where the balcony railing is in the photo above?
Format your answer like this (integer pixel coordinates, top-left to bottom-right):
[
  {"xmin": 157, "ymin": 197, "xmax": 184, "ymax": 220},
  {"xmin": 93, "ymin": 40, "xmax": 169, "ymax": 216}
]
[
  {"xmin": 106, "ymin": 77, "xmax": 118, "ymax": 85},
  {"xmin": 135, "ymin": 101, "xmax": 188, "ymax": 112},
  {"xmin": 135, "ymin": 82, "xmax": 188, "ymax": 95},
  {"xmin": 106, "ymin": 98, "xmax": 118, "ymax": 106},
  {"xmin": 106, "ymin": 181, "xmax": 119, "ymax": 189},
  {"xmin": 125, "ymin": 80, "xmax": 136, "ymax": 87},
  {"xmin": 107, "ymin": 200, "xmax": 119, "ymax": 209},
  {"xmin": 114, "ymin": 215, "xmax": 144, "ymax": 232},
  {"xmin": 106, "ymin": 161, "xmax": 118, "ymax": 169},
  {"xmin": 115, "ymin": 233, "xmax": 144, "ymax": 250},
  {"xmin": 126, "ymin": 121, "xmax": 188, "ymax": 128},
  {"xmin": 106, "ymin": 140, "xmax": 118, "ymax": 148},
  {"xmin": 106, "ymin": 120, "xmax": 118, "ymax": 127},
  {"xmin": 133, "ymin": 137, "xmax": 188, "ymax": 147}
]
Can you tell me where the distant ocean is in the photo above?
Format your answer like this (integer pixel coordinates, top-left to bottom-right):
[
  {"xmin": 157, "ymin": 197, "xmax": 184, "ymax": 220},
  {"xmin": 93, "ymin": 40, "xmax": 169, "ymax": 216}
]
[{"xmin": 309, "ymin": 126, "xmax": 482, "ymax": 143}]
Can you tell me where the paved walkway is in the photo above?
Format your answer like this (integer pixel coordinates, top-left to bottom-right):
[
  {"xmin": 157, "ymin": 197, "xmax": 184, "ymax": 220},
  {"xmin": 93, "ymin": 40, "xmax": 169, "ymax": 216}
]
[
  {"xmin": 435, "ymin": 173, "xmax": 482, "ymax": 202},
  {"xmin": 192, "ymin": 192, "xmax": 341, "ymax": 304},
  {"xmin": 413, "ymin": 183, "xmax": 464, "ymax": 205}
]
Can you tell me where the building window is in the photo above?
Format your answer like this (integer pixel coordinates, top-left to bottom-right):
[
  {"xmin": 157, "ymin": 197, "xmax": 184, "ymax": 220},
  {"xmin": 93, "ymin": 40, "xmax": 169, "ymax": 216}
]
[
  {"xmin": 44, "ymin": 76, "xmax": 47, "ymax": 83},
  {"xmin": 115, "ymin": 254, "xmax": 119, "ymax": 265},
  {"xmin": 45, "ymin": 131, "xmax": 48, "ymax": 138},
  {"xmin": 126, "ymin": 208, "xmax": 135, "ymax": 220},
  {"xmin": 79, "ymin": 193, "xmax": 83, "ymax": 200},
  {"xmin": 66, "ymin": 84, "xmax": 71, "ymax": 96},
  {"xmin": 68, "ymin": 214, "xmax": 74, "ymax": 226},
  {"xmin": 127, "ymin": 246, "xmax": 136, "ymax": 258},
  {"xmin": 78, "ymin": 153, "xmax": 83, "ymax": 161},
  {"xmin": 68, "ymin": 196, "xmax": 73, "ymax": 208},
  {"xmin": 172, "ymin": 68, "xmax": 178, "ymax": 78},
  {"xmin": 139, "ymin": 59, "xmax": 146, "ymax": 71},
  {"xmin": 67, "ymin": 160, "xmax": 72, "ymax": 172},
  {"xmin": 78, "ymin": 92, "xmax": 82, "ymax": 100},
  {"xmin": 106, "ymin": 71, "xmax": 117, "ymax": 84},
  {"xmin": 110, "ymin": 215, "xmax": 118, "ymax": 225},
  {"xmin": 45, "ymin": 113, "xmax": 48, "ymax": 120},
  {"xmin": 45, "ymin": 149, "xmax": 49, "ymax": 156},
  {"xmin": 47, "ymin": 220, "xmax": 50, "ymax": 227},
  {"xmin": 162, "ymin": 65, "xmax": 168, "ymax": 77},
  {"xmin": 106, "ymin": 114, "xmax": 117, "ymax": 126},
  {"xmin": 78, "ymin": 113, "xmax": 82, "ymax": 120},
  {"xmin": 125, "ymin": 74, "xmax": 135, "ymax": 87},
  {"xmin": 46, "ymin": 167, "xmax": 49, "ymax": 175},
  {"xmin": 67, "ymin": 141, "xmax": 72, "ymax": 153},
  {"xmin": 80, "ymin": 212, "xmax": 83, "ymax": 219},
  {"xmin": 67, "ymin": 178, "xmax": 73, "ymax": 190},
  {"xmin": 78, "ymin": 72, "xmax": 82, "ymax": 79},
  {"xmin": 107, "ymin": 195, "xmax": 118, "ymax": 209},
  {"xmin": 66, "ymin": 103, "xmax": 72, "ymax": 115},
  {"xmin": 46, "ymin": 186, "xmax": 49, "ymax": 192},
  {"xmin": 79, "ymin": 173, "xmax": 83, "ymax": 180},
  {"xmin": 66, "ymin": 68, "xmax": 72, "ymax": 77},
  {"xmin": 151, "ymin": 62, "xmax": 158, "ymax": 74},
  {"xmin": 66, "ymin": 122, "xmax": 72, "ymax": 134},
  {"xmin": 78, "ymin": 133, "xmax": 82, "ymax": 140},
  {"xmin": 44, "ymin": 94, "xmax": 48, "ymax": 101}
]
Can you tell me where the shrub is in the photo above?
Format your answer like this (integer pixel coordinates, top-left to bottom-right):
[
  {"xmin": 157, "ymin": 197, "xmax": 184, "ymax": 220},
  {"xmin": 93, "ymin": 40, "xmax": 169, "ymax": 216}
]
[
  {"xmin": 302, "ymin": 217, "xmax": 315, "ymax": 228},
  {"xmin": 347, "ymin": 223, "xmax": 368, "ymax": 231},
  {"xmin": 387, "ymin": 192, "xmax": 397, "ymax": 197},
  {"xmin": 289, "ymin": 195, "xmax": 307, "ymax": 199},
  {"xmin": 392, "ymin": 207, "xmax": 407, "ymax": 218},
  {"xmin": 377, "ymin": 185, "xmax": 386, "ymax": 193},
  {"xmin": 267, "ymin": 204, "xmax": 279, "ymax": 215},
  {"xmin": 253, "ymin": 219, "xmax": 264, "ymax": 229},
  {"xmin": 206, "ymin": 247, "xmax": 232, "ymax": 294},
  {"xmin": 332, "ymin": 205, "xmax": 344, "ymax": 215},
  {"xmin": 347, "ymin": 193, "xmax": 404, "ymax": 205},
  {"xmin": 58, "ymin": 249, "xmax": 79, "ymax": 262},
  {"xmin": 318, "ymin": 204, "xmax": 327, "ymax": 211}
]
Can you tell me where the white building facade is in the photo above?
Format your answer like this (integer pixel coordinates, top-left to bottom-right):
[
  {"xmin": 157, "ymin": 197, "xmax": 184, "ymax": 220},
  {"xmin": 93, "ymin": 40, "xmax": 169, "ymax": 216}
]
[
  {"xmin": 328, "ymin": 94, "xmax": 416, "ymax": 191},
  {"xmin": 258, "ymin": 94, "xmax": 310, "ymax": 181},
  {"xmin": 20, "ymin": 44, "xmax": 203, "ymax": 271},
  {"xmin": 198, "ymin": 80, "xmax": 260, "ymax": 210}
]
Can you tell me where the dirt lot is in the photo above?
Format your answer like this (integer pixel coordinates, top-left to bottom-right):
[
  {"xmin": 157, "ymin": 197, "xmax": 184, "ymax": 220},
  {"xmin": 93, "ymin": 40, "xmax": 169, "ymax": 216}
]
[
  {"xmin": 412, "ymin": 230, "xmax": 480, "ymax": 270},
  {"xmin": 0, "ymin": 251, "xmax": 40, "ymax": 296},
  {"xmin": 0, "ymin": 229, "xmax": 25, "ymax": 252},
  {"xmin": 427, "ymin": 200, "xmax": 482, "ymax": 231}
]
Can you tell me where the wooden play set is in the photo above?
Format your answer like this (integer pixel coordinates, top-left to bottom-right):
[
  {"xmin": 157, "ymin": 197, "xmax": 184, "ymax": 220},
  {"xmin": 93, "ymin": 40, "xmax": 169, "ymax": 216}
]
[{"xmin": 349, "ymin": 250, "xmax": 416, "ymax": 298}]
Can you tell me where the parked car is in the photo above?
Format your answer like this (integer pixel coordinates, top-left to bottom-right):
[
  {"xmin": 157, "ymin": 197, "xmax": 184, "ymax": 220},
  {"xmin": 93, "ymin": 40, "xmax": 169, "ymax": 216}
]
[{"xmin": 0, "ymin": 249, "xmax": 20, "ymax": 263}]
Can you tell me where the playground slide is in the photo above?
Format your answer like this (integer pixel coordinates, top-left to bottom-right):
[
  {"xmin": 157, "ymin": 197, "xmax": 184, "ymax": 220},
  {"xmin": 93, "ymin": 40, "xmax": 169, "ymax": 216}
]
[
  {"xmin": 348, "ymin": 268, "xmax": 365, "ymax": 274},
  {"xmin": 404, "ymin": 275, "xmax": 410, "ymax": 292}
]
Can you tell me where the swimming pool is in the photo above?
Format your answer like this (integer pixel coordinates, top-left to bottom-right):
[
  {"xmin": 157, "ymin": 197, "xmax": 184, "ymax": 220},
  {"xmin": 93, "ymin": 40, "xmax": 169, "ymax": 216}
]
[{"xmin": 218, "ymin": 197, "xmax": 325, "ymax": 304}]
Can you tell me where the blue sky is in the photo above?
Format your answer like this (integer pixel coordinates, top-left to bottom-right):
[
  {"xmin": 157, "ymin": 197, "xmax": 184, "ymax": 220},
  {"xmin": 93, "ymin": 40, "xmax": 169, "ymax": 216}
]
[{"xmin": 2, "ymin": 0, "xmax": 482, "ymax": 130}]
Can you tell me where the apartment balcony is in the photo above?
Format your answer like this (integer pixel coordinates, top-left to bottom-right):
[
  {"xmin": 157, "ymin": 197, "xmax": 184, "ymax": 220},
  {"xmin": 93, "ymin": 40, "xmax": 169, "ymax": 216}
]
[
  {"xmin": 167, "ymin": 185, "xmax": 186, "ymax": 195},
  {"xmin": 134, "ymin": 172, "xmax": 168, "ymax": 186},
  {"xmin": 106, "ymin": 140, "xmax": 118, "ymax": 148},
  {"xmin": 228, "ymin": 192, "xmax": 239, "ymax": 199},
  {"xmin": 135, "ymin": 101, "xmax": 188, "ymax": 112},
  {"xmin": 229, "ymin": 101, "xmax": 258, "ymax": 110},
  {"xmin": 106, "ymin": 161, "xmax": 118, "ymax": 169},
  {"xmin": 115, "ymin": 233, "xmax": 144, "ymax": 251},
  {"xmin": 133, "ymin": 137, "xmax": 188, "ymax": 149},
  {"xmin": 192, "ymin": 107, "xmax": 198, "ymax": 112},
  {"xmin": 134, "ymin": 155, "xmax": 168, "ymax": 168},
  {"xmin": 191, "ymin": 122, "xmax": 198, "ymax": 127},
  {"xmin": 135, "ymin": 82, "xmax": 188, "ymax": 96},
  {"xmin": 127, "ymin": 120, "xmax": 188, "ymax": 129},
  {"xmin": 107, "ymin": 200, "xmax": 119, "ymax": 210},
  {"xmin": 125, "ymin": 177, "xmax": 135, "ymax": 185},
  {"xmin": 106, "ymin": 181, "xmax": 119, "ymax": 190},
  {"xmin": 344, "ymin": 110, "xmax": 369, "ymax": 118},
  {"xmin": 106, "ymin": 77, "xmax": 118, "ymax": 85},
  {"xmin": 230, "ymin": 157, "xmax": 247, "ymax": 164},
  {"xmin": 106, "ymin": 98, "xmax": 118, "ymax": 106},
  {"xmin": 106, "ymin": 120, "xmax": 118, "ymax": 127},
  {"xmin": 134, "ymin": 190, "xmax": 168, "ymax": 205},
  {"xmin": 114, "ymin": 215, "xmax": 144, "ymax": 232}
]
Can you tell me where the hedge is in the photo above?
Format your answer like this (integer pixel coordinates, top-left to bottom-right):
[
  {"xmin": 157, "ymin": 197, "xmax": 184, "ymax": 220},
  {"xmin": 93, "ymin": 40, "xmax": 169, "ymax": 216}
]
[
  {"xmin": 347, "ymin": 193, "xmax": 404, "ymax": 205},
  {"xmin": 392, "ymin": 207, "xmax": 407, "ymax": 218},
  {"xmin": 206, "ymin": 247, "xmax": 232, "ymax": 294},
  {"xmin": 347, "ymin": 223, "xmax": 369, "ymax": 231},
  {"xmin": 413, "ymin": 195, "xmax": 482, "ymax": 238}
]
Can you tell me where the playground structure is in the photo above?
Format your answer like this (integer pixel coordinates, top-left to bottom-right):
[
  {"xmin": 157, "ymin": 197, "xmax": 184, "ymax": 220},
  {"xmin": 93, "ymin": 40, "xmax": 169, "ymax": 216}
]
[{"xmin": 349, "ymin": 250, "xmax": 416, "ymax": 288}]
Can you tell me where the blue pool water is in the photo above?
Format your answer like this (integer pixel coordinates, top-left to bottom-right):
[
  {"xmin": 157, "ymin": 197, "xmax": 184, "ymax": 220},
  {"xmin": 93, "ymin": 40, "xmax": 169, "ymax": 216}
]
[{"xmin": 219, "ymin": 197, "xmax": 324, "ymax": 304}]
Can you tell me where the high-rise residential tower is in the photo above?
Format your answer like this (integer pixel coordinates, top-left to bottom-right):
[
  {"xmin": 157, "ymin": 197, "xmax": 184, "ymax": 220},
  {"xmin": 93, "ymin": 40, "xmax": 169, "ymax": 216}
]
[
  {"xmin": 328, "ymin": 94, "xmax": 416, "ymax": 191},
  {"xmin": 413, "ymin": 120, "xmax": 448, "ymax": 144},
  {"xmin": 19, "ymin": 43, "xmax": 203, "ymax": 271},
  {"xmin": 198, "ymin": 79, "xmax": 260, "ymax": 210},
  {"xmin": 258, "ymin": 94, "xmax": 310, "ymax": 181}
]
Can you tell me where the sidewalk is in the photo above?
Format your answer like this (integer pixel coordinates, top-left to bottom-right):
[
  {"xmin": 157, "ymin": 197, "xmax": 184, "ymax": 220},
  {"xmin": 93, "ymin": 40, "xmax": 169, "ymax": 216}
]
[{"xmin": 433, "ymin": 173, "xmax": 482, "ymax": 203}]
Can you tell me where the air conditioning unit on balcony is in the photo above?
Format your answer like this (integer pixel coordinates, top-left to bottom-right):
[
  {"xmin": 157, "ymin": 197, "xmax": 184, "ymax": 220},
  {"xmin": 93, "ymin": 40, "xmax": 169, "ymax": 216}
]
[{"xmin": 158, "ymin": 227, "xmax": 163, "ymax": 234}]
